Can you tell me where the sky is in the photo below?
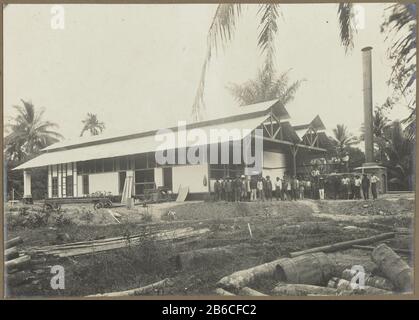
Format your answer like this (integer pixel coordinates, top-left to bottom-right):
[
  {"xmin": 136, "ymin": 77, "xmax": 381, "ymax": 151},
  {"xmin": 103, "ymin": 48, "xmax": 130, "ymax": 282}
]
[{"xmin": 3, "ymin": 3, "xmax": 411, "ymax": 142}]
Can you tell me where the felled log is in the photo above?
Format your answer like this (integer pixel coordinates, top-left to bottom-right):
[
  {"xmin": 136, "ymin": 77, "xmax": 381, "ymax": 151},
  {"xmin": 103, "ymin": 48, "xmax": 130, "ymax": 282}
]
[
  {"xmin": 5, "ymin": 255, "xmax": 31, "ymax": 270},
  {"xmin": 217, "ymin": 258, "xmax": 283, "ymax": 290},
  {"xmin": 214, "ymin": 288, "xmax": 235, "ymax": 296},
  {"xmin": 6, "ymin": 237, "xmax": 23, "ymax": 249},
  {"xmin": 327, "ymin": 252, "xmax": 378, "ymax": 274},
  {"xmin": 352, "ymin": 245, "xmax": 411, "ymax": 255},
  {"xmin": 239, "ymin": 287, "xmax": 268, "ymax": 296},
  {"xmin": 341, "ymin": 269, "xmax": 394, "ymax": 291},
  {"xmin": 5, "ymin": 247, "xmax": 19, "ymax": 261},
  {"xmin": 289, "ymin": 232, "xmax": 395, "ymax": 257},
  {"xmin": 327, "ymin": 277, "xmax": 392, "ymax": 295},
  {"xmin": 87, "ymin": 278, "xmax": 173, "ymax": 297},
  {"xmin": 175, "ymin": 244, "xmax": 248, "ymax": 270},
  {"xmin": 275, "ymin": 252, "xmax": 336, "ymax": 286},
  {"xmin": 372, "ymin": 244, "xmax": 413, "ymax": 292},
  {"xmin": 272, "ymin": 283, "xmax": 337, "ymax": 296}
]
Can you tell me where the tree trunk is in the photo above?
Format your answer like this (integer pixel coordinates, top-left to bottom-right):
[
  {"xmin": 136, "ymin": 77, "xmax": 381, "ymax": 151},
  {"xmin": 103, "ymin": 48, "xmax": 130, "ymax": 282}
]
[
  {"xmin": 87, "ymin": 278, "xmax": 173, "ymax": 297},
  {"xmin": 6, "ymin": 237, "xmax": 23, "ymax": 249},
  {"xmin": 272, "ymin": 283, "xmax": 337, "ymax": 296},
  {"xmin": 289, "ymin": 232, "xmax": 395, "ymax": 257}
]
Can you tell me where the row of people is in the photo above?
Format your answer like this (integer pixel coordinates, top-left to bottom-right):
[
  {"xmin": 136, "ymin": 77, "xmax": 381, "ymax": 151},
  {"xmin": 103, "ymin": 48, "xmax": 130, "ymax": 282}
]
[
  {"xmin": 213, "ymin": 175, "xmax": 309, "ymax": 202},
  {"xmin": 328, "ymin": 173, "xmax": 380, "ymax": 200},
  {"xmin": 212, "ymin": 172, "xmax": 381, "ymax": 201}
]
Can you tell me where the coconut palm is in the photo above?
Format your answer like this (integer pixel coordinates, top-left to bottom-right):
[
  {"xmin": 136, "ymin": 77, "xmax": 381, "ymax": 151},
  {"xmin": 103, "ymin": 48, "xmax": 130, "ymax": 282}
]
[
  {"xmin": 227, "ymin": 68, "xmax": 303, "ymax": 106},
  {"xmin": 332, "ymin": 124, "xmax": 358, "ymax": 158},
  {"xmin": 4, "ymin": 100, "xmax": 63, "ymax": 161},
  {"xmin": 381, "ymin": 121, "xmax": 414, "ymax": 190},
  {"xmin": 191, "ymin": 3, "xmax": 416, "ymax": 121},
  {"xmin": 80, "ymin": 113, "xmax": 105, "ymax": 137},
  {"xmin": 382, "ymin": 4, "xmax": 416, "ymax": 141}
]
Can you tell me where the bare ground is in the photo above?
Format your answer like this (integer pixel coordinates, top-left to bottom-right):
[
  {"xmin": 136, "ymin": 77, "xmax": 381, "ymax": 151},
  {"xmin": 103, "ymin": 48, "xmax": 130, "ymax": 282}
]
[{"xmin": 4, "ymin": 193, "xmax": 414, "ymax": 297}]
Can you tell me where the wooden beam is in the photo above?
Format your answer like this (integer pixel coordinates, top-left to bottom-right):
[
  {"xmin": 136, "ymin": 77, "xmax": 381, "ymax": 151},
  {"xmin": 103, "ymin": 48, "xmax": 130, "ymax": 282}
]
[{"xmin": 263, "ymin": 137, "xmax": 327, "ymax": 152}]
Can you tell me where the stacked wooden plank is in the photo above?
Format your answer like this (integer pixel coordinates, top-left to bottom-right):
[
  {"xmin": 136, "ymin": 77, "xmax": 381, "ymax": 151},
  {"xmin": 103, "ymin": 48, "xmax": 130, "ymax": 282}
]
[{"xmin": 25, "ymin": 227, "xmax": 210, "ymax": 258}]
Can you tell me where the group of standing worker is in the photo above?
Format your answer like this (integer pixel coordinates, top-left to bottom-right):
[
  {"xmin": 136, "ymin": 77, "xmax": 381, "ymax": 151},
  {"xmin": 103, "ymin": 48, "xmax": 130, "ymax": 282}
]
[
  {"xmin": 213, "ymin": 174, "xmax": 313, "ymax": 202},
  {"xmin": 329, "ymin": 173, "xmax": 380, "ymax": 200},
  {"xmin": 212, "ymin": 172, "xmax": 381, "ymax": 202},
  {"xmin": 332, "ymin": 173, "xmax": 380, "ymax": 200}
]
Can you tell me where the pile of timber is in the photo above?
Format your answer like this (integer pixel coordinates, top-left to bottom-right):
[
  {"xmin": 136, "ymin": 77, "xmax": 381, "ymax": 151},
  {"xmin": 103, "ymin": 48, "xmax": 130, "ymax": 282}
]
[
  {"xmin": 5, "ymin": 237, "xmax": 31, "ymax": 273},
  {"xmin": 214, "ymin": 233, "xmax": 413, "ymax": 297},
  {"xmin": 25, "ymin": 227, "xmax": 210, "ymax": 258}
]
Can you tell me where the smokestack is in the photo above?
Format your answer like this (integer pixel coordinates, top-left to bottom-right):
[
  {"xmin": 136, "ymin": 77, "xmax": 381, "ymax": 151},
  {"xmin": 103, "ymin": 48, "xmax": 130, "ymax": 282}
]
[{"xmin": 362, "ymin": 46, "xmax": 374, "ymax": 164}]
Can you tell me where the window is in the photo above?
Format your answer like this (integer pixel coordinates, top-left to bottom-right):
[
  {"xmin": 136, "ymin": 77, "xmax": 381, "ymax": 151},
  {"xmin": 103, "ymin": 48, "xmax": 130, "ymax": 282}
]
[
  {"xmin": 134, "ymin": 169, "xmax": 155, "ymax": 195},
  {"xmin": 135, "ymin": 169, "xmax": 154, "ymax": 183},
  {"xmin": 119, "ymin": 157, "xmax": 128, "ymax": 171},
  {"xmin": 209, "ymin": 164, "xmax": 244, "ymax": 179},
  {"xmin": 52, "ymin": 177, "xmax": 58, "ymax": 197},
  {"xmin": 148, "ymin": 153, "xmax": 156, "ymax": 168},
  {"xmin": 104, "ymin": 158, "xmax": 114, "ymax": 172},
  {"xmin": 82, "ymin": 175, "xmax": 89, "ymax": 195},
  {"xmin": 66, "ymin": 175, "xmax": 73, "ymax": 197},
  {"xmin": 77, "ymin": 162, "xmax": 85, "ymax": 174},
  {"xmin": 134, "ymin": 154, "xmax": 147, "ymax": 169},
  {"xmin": 96, "ymin": 159, "xmax": 104, "ymax": 172},
  {"xmin": 86, "ymin": 160, "xmax": 95, "ymax": 174}
]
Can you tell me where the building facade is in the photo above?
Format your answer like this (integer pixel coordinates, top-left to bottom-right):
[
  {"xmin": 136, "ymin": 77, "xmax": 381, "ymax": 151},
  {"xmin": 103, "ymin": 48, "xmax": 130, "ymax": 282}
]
[{"xmin": 15, "ymin": 99, "xmax": 329, "ymax": 200}]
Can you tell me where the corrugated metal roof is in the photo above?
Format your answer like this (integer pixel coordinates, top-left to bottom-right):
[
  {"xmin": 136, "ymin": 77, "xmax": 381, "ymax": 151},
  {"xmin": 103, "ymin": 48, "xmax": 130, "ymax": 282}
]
[
  {"xmin": 14, "ymin": 114, "xmax": 270, "ymax": 170},
  {"xmin": 42, "ymin": 99, "xmax": 288, "ymax": 152}
]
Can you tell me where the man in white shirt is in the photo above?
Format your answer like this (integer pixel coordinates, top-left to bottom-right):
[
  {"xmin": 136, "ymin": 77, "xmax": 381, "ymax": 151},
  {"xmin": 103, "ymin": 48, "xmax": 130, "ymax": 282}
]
[
  {"xmin": 274, "ymin": 177, "xmax": 283, "ymax": 201},
  {"xmin": 341, "ymin": 175, "xmax": 350, "ymax": 200},
  {"xmin": 257, "ymin": 177, "xmax": 265, "ymax": 201},
  {"xmin": 370, "ymin": 174, "xmax": 380, "ymax": 200},
  {"xmin": 354, "ymin": 175, "xmax": 362, "ymax": 200}
]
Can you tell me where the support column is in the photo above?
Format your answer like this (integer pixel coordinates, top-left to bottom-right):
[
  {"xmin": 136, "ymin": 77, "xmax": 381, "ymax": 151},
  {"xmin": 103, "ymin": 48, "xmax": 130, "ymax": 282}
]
[
  {"xmin": 23, "ymin": 170, "xmax": 33, "ymax": 204},
  {"xmin": 48, "ymin": 166, "xmax": 52, "ymax": 198},
  {"xmin": 73, "ymin": 162, "xmax": 78, "ymax": 197},
  {"xmin": 154, "ymin": 167, "xmax": 163, "ymax": 187},
  {"xmin": 290, "ymin": 145, "xmax": 299, "ymax": 177},
  {"xmin": 57, "ymin": 164, "xmax": 62, "ymax": 198}
]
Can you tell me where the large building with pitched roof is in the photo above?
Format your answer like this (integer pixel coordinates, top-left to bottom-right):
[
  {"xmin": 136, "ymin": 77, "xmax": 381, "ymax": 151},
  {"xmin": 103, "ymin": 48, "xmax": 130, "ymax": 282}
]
[{"xmin": 14, "ymin": 99, "xmax": 331, "ymax": 200}]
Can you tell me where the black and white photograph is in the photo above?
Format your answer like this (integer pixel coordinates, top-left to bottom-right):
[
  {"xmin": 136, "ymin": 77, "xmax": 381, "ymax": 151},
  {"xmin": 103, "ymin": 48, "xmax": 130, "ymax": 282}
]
[{"xmin": 2, "ymin": 2, "xmax": 416, "ymax": 298}]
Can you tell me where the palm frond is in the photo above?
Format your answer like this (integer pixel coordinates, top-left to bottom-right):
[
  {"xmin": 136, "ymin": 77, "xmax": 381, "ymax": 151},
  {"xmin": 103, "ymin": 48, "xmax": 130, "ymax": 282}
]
[
  {"xmin": 227, "ymin": 68, "xmax": 302, "ymax": 107},
  {"xmin": 257, "ymin": 4, "xmax": 280, "ymax": 75},
  {"xmin": 337, "ymin": 3, "xmax": 355, "ymax": 52},
  {"xmin": 382, "ymin": 3, "xmax": 416, "ymax": 99},
  {"xmin": 191, "ymin": 4, "xmax": 242, "ymax": 121}
]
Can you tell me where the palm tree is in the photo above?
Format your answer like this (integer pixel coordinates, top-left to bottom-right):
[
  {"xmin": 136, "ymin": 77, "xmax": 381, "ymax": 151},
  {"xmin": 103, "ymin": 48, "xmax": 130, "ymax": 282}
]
[
  {"xmin": 382, "ymin": 4, "xmax": 416, "ymax": 140},
  {"xmin": 359, "ymin": 104, "xmax": 392, "ymax": 160},
  {"xmin": 332, "ymin": 124, "xmax": 357, "ymax": 158},
  {"xmin": 4, "ymin": 100, "xmax": 63, "ymax": 161},
  {"xmin": 227, "ymin": 68, "xmax": 303, "ymax": 106},
  {"xmin": 80, "ymin": 113, "xmax": 105, "ymax": 137},
  {"xmin": 191, "ymin": 3, "xmax": 415, "ymax": 121},
  {"xmin": 381, "ymin": 121, "xmax": 414, "ymax": 190}
]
